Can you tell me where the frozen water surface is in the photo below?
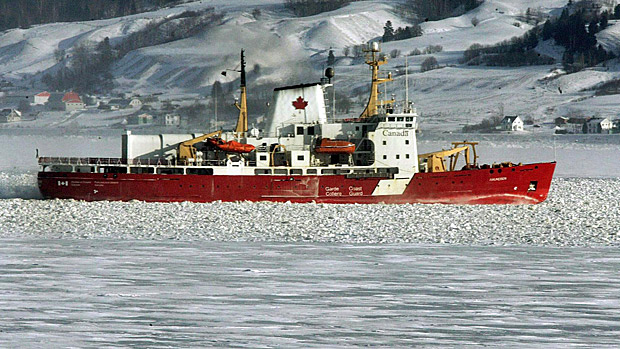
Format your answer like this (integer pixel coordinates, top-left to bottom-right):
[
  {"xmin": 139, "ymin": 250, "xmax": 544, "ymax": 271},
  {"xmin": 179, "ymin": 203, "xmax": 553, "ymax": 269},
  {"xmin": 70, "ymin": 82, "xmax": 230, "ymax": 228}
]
[{"xmin": 1, "ymin": 241, "xmax": 619, "ymax": 348}]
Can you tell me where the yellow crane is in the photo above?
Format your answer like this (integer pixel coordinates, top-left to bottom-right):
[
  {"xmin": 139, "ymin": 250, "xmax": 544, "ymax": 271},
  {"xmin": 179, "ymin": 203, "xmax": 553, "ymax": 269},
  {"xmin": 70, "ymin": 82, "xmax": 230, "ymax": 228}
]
[
  {"xmin": 177, "ymin": 130, "xmax": 222, "ymax": 164},
  {"xmin": 418, "ymin": 142, "xmax": 479, "ymax": 173}
]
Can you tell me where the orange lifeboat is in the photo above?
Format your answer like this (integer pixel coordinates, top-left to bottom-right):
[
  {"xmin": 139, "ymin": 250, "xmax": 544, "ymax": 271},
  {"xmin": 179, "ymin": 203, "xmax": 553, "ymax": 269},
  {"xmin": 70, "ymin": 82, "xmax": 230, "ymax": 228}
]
[
  {"xmin": 315, "ymin": 138, "xmax": 356, "ymax": 154},
  {"xmin": 207, "ymin": 138, "xmax": 255, "ymax": 153}
]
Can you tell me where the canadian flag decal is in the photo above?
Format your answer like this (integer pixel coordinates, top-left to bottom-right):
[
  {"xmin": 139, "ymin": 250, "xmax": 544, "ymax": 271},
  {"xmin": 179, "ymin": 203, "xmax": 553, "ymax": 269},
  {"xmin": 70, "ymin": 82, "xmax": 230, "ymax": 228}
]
[{"xmin": 292, "ymin": 96, "xmax": 308, "ymax": 110}]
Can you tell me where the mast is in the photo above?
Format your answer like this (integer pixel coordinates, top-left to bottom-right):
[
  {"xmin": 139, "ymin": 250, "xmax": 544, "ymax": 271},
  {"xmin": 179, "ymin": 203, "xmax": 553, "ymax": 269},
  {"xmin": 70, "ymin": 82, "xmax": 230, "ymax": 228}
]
[
  {"xmin": 360, "ymin": 42, "xmax": 393, "ymax": 119},
  {"xmin": 234, "ymin": 49, "xmax": 248, "ymax": 137},
  {"xmin": 405, "ymin": 55, "xmax": 409, "ymax": 108}
]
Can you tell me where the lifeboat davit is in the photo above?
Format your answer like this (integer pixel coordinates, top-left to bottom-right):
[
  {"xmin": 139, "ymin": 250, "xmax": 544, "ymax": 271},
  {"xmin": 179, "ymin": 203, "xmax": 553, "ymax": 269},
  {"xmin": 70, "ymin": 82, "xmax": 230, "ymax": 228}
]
[
  {"xmin": 315, "ymin": 138, "xmax": 356, "ymax": 154},
  {"xmin": 207, "ymin": 138, "xmax": 255, "ymax": 153}
]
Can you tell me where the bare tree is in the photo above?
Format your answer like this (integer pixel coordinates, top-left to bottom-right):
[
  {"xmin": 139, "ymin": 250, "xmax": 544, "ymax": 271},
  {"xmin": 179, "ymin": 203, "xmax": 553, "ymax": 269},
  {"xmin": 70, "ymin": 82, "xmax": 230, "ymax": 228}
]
[{"xmin": 421, "ymin": 56, "xmax": 439, "ymax": 72}]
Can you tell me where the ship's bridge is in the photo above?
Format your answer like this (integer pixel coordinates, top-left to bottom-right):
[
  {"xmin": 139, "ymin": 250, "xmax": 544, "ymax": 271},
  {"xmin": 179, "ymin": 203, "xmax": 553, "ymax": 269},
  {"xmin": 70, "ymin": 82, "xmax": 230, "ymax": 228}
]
[{"xmin": 368, "ymin": 111, "xmax": 419, "ymax": 179}]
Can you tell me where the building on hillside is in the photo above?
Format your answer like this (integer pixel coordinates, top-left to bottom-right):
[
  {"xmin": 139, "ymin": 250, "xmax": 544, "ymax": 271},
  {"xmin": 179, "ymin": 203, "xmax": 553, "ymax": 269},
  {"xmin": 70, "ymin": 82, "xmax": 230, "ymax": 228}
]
[
  {"xmin": 34, "ymin": 91, "xmax": 51, "ymax": 105},
  {"xmin": 612, "ymin": 119, "xmax": 620, "ymax": 133},
  {"xmin": 107, "ymin": 99, "xmax": 130, "ymax": 110},
  {"xmin": 164, "ymin": 114, "xmax": 180, "ymax": 126},
  {"xmin": 138, "ymin": 113, "xmax": 153, "ymax": 125},
  {"xmin": 0, "ymin": 109, "xmax": 21, "ymax": 123},
  {"xmin": 62, "ymin": 92, "xmax": 85, "ymax": 111},
  {"xmin": 585, "ymin": 117, "xmax": 612, "ymax": 134},
  {"xmin": 500, "ymin": 115, "xmax": 524, "ymax": 131},
  {"xmin": 554, "ymin": 116, "xmax": 568, "ymax": 126},
  {"xmin": 129, "ymin": 98, "xmax": 143, "ymax": 109}
]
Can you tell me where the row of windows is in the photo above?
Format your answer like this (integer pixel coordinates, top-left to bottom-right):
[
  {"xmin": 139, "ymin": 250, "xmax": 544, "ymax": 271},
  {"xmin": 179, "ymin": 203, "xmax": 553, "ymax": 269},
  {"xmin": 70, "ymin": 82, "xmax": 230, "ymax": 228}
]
[
  {"xmin": 382, "ymin": 154, "xmax": 411, "ymax": 160},
  {"xmin": 296, "ymin": 126, "xmax": 316, "ymax": 136},
  {"xmin": 382, "ymin": 140, "xmax": 410, "ymax": 146},
  {"xmin": 254, "ymin": 168, "xmax": 397, "ymax": 176},
  {"xmin": 259, "ymin": 154, "xmax": 306, "ymax": 162},
  {"xmin": 379, "ymin": 116, "xmax": 415, "ymax": 122},
  {"xmin": 85, "ymin": 166, "xmax": 216, "ymax": 175}
]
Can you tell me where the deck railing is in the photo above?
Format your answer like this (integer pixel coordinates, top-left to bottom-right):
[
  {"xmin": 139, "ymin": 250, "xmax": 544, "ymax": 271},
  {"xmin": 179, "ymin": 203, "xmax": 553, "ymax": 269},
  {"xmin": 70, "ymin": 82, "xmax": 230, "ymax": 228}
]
[{"xmin": 38, "ymin": 157, "xmax": 228, "ymax": 167}]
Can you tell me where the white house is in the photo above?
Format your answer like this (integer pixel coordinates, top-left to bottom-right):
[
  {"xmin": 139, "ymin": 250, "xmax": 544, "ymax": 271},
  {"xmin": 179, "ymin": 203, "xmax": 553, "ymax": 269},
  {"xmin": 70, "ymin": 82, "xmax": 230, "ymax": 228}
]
[
  {"xmin": 1, "ymin": 109, "xmax": 22, "ymax": 123},
  {"xmin": 34, "ymin": 91, "xmax": 50, "ymax": 105},
  {"xmin": 585, "ymin": 117, "xmax": 612, "ymax": 134},
  {"xmin": 164, "ymin": 114, "xmax": 180, "ymax": 126},
  {"xmin": 500, "ymin": 116, "xmax": 524, "ymax": 131},
  {"xmin": 129, "ymin": 98, "xmax": 143, "ymax": 109}
]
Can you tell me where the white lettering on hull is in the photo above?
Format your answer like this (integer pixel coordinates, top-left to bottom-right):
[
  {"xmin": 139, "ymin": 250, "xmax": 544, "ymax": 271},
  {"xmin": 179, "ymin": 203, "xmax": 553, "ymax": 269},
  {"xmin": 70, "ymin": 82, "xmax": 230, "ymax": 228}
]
[{"xmin": 382, "ymin": 130, "xmax": 410, "ymax": 137}]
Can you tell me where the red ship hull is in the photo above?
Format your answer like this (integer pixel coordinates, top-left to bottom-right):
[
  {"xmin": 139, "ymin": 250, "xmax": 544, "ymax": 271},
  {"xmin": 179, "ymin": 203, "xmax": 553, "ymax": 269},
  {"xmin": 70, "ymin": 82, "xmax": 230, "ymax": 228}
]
[{"xmin": 38, "ymin": 162, "xmax": 555, "ymax": 204}]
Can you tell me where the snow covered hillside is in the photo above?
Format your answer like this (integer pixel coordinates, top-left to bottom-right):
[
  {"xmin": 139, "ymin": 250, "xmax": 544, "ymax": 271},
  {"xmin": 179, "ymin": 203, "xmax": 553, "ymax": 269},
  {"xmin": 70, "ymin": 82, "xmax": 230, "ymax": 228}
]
[{"xmin": 0, "ymin": 0, "xmax": 619, "ymax": 129}]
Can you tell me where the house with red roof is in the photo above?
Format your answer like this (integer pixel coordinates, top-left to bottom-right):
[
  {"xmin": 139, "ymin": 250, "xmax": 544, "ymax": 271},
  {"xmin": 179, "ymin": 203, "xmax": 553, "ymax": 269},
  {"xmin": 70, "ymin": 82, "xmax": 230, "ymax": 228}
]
[
  {"xmin": 34, "ymin": 91, "xmax": 50, "ymax": 105},
  {"xmin": 62, "ymin": 92, "xmax": 85, "ymax": 111}
]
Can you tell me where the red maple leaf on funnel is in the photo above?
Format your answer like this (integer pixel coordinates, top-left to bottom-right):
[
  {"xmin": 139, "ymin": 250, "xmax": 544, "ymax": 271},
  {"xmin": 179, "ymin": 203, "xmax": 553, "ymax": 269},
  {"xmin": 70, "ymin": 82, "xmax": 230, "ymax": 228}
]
[{"xmin": 292, "ymin": 96, "xmax": 308, "ymax": 110}]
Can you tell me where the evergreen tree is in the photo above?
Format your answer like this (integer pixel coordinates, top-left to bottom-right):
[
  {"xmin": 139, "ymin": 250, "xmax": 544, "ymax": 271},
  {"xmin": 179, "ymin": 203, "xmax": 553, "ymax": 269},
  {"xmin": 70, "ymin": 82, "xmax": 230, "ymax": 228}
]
[
  {"xmin": 382, "ymin": 20, "xmax": 394, "ymax": 42},
  {"xmin": 600, "ymin": 12, "xmax": 608, "ymax": 30},
  {"xmin": 96, "ymin": 37, "xmax": 115, "ymax": 69},
  {"xmin": 327, "ymin": 49, "xmax": 335, "ymax": 66},
  {"xmin": 542, "ymin": 20, "xmax": 553, "ymax": 41},
  {"xmin": 615, "ymin": 4, "xmax": 620, "ymax": 19},
  {"xmin": 588, "ymin": 19, "xmax": 599, "ymax": 35},
  {"xmin": 524, "ymin": 31, "xmax": 538, "ymax": 50}
]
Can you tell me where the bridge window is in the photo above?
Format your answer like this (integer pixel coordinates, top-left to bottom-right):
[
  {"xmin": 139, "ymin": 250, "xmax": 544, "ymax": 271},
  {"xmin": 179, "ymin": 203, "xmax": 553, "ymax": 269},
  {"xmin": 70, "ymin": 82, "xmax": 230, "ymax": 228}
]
[
  {"xmin": 297, "ymin": 155, "xmax": 304, "ymax": 161},
  {"xmin": 259, "ymin": 155, "xmax": 267, "ymax": 161},
  {"xmin": 307, "ymin": 126, "xmax": 315, "ymax": 135},
  {"xmin": 296, "ymin": 126, "xmax": 304, "ymax": 135}
]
